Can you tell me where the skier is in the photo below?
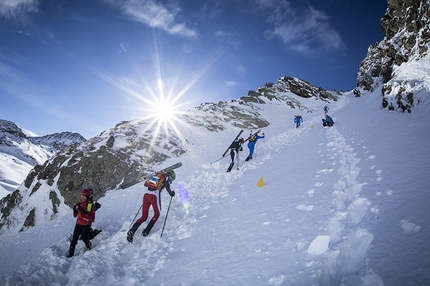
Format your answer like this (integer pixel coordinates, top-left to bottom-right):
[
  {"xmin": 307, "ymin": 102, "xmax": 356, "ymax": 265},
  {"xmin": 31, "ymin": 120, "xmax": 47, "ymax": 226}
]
[
  {"xmin": 246, "ymin": 132, "xmax": 265, "ymax": 161},
  {"xmin": 127, "ymin": 169, "xmax": 176, "ymax": 242},
  {"xmin": 322, "ymin": 114, "xmax": 334, "ymax": 127},
  {"xmin": 294, "ymin": 115, "xmax": 303, "ymax": 128},
  {"xmin": 324, "ymin": 105, "xmax": 329, "ymax": 114},
  {"xmin": 67, "ymin": 189, "xmax": 96, "ymax": 257},
  {"xmin": 227, "ymin": 137, "xmax": 244, "ymax": 172}
]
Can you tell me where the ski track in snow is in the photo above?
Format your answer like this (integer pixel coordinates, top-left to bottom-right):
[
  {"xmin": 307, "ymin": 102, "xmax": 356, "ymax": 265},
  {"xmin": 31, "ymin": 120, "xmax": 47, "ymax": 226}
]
[
  {"xmin": 317, "ymin": 127, "xmax": 374, "ymax": 285},
  {"xmin": 2, "ymin": 92, "xmax": 428, "ymax": 285}
]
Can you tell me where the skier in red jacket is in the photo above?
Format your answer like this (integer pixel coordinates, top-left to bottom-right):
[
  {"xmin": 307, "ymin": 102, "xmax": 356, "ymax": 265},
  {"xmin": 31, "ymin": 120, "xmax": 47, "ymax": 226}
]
[
  {"xmin": 67, "ymin": 189, "xmax": 96, "ymax": 257},
  {"xmin": 127, "ymin": 169, "xmax": 176, "ymax": 243}
]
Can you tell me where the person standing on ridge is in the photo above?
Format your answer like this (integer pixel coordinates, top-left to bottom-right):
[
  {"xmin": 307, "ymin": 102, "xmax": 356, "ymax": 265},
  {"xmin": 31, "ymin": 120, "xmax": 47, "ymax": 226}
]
[
  {"xmin": 127, "ymin": 169, "xmax": 176, "ymax": 243},
  {"xmin": 246, "ymin": 131, "xmax": 265, "ymax": 161},
  {"xmin": 294, "ymin": 115, "xmax": 303, "ymax": 128},
  {"xmin": 67, "ymin": 189, "xmax": 96, "ymax": 257}
]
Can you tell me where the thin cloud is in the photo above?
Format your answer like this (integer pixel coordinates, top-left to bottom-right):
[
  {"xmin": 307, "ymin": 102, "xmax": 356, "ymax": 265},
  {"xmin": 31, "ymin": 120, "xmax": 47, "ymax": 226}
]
[
  {"xmin": 257, "ymin": 0, "xmax": 345, "ymax": 55},
  {"xmin": 0, "ymin": 0, "xmax": 38, "ymax": 23},
  {"xmin": 103, "ymin": 0, "xmax": 197, "ymax": 38},
  {"xmin": 225, "ymin": 81, "xmax": 236, "ymax": 87}
]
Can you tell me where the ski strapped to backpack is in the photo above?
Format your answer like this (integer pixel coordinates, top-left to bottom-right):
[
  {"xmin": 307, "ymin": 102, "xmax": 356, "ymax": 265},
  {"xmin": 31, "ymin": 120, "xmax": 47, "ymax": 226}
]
[
  {"xmin": 243, "ymin": 129, "xmax": 261, "ymax": 143},
  {"xmin": 144, "ymin": 173, "xmax": 167, "ymax": 190},
  {"xmin": 222, "ymin": 129, "xmax": 244, "ymax": 157},
  {"xmin": 147, "ymin": 163, "xmax": 182, "ymax": 190}
]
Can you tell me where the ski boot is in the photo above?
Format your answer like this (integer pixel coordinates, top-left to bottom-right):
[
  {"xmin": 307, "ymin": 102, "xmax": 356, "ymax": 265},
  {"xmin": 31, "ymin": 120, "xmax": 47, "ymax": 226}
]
[
  {"xmin": 142, "ymin": 221, "xmax": 155, "ymax": 237},
  {"xmin": 127, "ymin": 223, "xmax": 141, "ymax": 243}
]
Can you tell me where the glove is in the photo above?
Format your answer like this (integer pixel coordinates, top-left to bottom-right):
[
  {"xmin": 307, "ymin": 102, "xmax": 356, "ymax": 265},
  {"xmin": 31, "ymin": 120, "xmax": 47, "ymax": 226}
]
[
  {"xmin": 94, "ymin": 202, "xmax": 102, "ymax": 210},
  {"xmin": 73, "ymin": 205, "xmax": 79, "ymax": 212},
  {"xmin": 240, "ymin": 147, "xmax": 243, "ymax": 151},
  {"xmin": 170, "ymin": 191, "xmax": 175, "ymax": 197}
]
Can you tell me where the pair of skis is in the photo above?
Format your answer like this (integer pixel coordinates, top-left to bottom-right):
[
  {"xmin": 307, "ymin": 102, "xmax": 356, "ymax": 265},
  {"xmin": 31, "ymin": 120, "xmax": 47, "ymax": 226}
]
[
  {"xmin": 222, "ymin": 129, "xmax": 261, "ymax": 172},
  {"xmin": 221, "ymin": 130, "xmax": 244, "ymax": 172}
]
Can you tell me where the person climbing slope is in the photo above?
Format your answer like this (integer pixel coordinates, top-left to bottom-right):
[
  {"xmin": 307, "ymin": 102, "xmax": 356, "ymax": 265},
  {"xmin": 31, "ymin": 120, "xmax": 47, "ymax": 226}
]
[
  {"xmin": 127, "ymin": 169, "xmax": 176, "ymax": 242},
  {"xmin": 67, "ymin": 189, "xmax": 96, "ymax": 257},
  {"xmin": 245, "ymin": 131, "xmax": 265, "ymax": 161},
  {"xmin": 294, "ymin": 115, "xmax": 303, "ymax": 128},
  {"xmin": 227, "ymin": 137, "xmax": 244, "ymax": 172}
]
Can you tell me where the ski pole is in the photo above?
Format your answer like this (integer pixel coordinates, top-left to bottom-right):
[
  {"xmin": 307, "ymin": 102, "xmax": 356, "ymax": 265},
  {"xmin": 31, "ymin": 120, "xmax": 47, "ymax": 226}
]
[
  {"xmin": 129, "ymin": 204, "xmax": 142, "ymax": 228},
  {"xmin": 210, "ymin": 155, "xmax": 227, "ymax": 164},
  {"xmin": 160, "ymin": 196, "xmax": 173, "ymax": 238}
]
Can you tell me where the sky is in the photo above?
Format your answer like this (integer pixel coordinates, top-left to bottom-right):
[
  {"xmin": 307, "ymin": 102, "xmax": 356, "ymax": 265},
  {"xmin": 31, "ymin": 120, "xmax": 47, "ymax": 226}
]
[
  {"xmin": 1, "ymin": 53, "xmax": 429, "ymax": 284},
  {"xmin": 0, "ymin": 0, "xmax": 388, "ymax": 139}
]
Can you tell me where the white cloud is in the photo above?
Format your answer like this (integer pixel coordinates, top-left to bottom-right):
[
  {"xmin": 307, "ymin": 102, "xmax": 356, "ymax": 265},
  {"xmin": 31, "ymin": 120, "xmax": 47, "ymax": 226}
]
[
  {"xmin": 260, "ymin": 1, "xmax": 345, "ymax": 55},
  {"xmin": 214, "ymin": 30, "xmax": 229, "ymax": 37},
  {"xmin": 225, "ymin": 81, "xmax": 236, "ymax": 87},
  {"xmin": 104, "ymin": 0, "xmax": 197, "ymax": 38},
  {"xmin": 0, "ymin": 0, "xmax": 38, "ymax": 23}
]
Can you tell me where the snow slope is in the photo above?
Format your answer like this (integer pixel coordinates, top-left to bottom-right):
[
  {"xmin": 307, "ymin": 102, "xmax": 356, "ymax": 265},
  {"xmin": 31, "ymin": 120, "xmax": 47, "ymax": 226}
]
[{"xmin": 1, "ymin": 77, "xmax": 429, "ymax": 284}]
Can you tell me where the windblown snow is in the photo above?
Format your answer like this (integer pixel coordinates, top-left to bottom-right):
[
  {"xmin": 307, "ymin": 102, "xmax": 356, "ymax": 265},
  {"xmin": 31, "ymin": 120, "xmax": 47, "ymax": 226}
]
[{"xmin": 1, "ymin": 59, "xmax": 430, "ymax": 285}]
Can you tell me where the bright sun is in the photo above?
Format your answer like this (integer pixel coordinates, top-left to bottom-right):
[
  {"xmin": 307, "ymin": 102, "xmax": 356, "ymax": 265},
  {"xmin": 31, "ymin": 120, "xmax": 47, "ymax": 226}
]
[
  {"xmin": 138, "ymin": 79, "xmax": 188, "ymax": 149},
  {"xmin": 153, "ymin": 102, "xmax": 176, "ymax": 121}
]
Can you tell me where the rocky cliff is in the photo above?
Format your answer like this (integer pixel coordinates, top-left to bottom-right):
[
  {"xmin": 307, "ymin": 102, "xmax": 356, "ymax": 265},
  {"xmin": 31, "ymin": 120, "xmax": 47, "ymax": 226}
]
[{"xmin": 355, "ymin": 0, "xmax": 429, "ymax": 112}]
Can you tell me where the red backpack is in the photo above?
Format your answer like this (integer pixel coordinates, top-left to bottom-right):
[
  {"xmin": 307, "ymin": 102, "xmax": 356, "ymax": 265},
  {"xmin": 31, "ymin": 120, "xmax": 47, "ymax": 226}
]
[{"xmin": 144, "ymin": 173, "xmax": 167, "ymax": 190}]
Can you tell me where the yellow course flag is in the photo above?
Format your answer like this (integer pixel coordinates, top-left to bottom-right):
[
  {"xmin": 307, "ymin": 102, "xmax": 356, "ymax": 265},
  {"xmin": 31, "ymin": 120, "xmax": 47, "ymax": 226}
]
[{"xmin": 257, "ymin": 177, "xmax": 265, "ymax": 187}]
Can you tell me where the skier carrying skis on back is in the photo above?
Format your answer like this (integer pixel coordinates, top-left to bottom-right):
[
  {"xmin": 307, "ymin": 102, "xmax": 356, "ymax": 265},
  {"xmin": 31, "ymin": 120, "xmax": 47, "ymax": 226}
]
[
  {"xmin": 227, "ymin": 137, "xmax": 244, "ymax": 172},
  {"xmin": 246, "ymin": 131, "xmax": 265, "ymax": 161},
  {"xmin": 127, "ymin": 169, "xmax": 176, "ymax": 243}
]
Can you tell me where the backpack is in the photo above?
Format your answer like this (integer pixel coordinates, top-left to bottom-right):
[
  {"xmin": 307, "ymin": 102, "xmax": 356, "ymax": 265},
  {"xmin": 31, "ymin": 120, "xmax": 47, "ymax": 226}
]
[{"xmin": 144, "ymin": 172, "xmax": 167, "ymax": 190}]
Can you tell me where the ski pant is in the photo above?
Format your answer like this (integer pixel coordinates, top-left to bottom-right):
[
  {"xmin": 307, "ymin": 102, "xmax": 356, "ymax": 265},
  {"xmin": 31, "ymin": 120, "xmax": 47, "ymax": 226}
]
[
  {"xmin": 247, "ymin": 142, "xmax": 256, "ymax": 158},
  {"xmin": 69, "ymin": 224, "xmax": 91, "ymax": 256},
  {"xmin": 136, "ymin": 193, "xmax": 160, "ymax": 224},
  {"xmin": 230, "ymin": 149, "xmax": 239, "ymax": 164}
]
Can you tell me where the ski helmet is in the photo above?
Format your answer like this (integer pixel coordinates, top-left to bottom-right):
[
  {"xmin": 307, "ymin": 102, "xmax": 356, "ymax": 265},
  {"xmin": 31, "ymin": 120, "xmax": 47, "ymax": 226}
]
[
  {"xmin": 80, "ymin": 189, "xmax": 91, "ymax": 197},
  {"xmin": 165, "ymin": 169, "xmax": 176, "ymax": 181}
]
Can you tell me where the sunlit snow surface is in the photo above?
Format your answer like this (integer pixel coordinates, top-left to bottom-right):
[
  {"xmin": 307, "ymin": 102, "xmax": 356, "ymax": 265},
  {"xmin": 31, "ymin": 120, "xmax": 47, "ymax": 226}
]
[{"xmin": 1, "ymin": 57, "xmax": 430, "ymax": 285}]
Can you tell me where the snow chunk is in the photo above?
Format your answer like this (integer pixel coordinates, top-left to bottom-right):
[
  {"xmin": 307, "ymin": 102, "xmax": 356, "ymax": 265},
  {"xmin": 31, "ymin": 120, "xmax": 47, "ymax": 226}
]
[
  {"xmin": 296, "ymin": 204, "xmax": 314, "ymax": 211},
  {"xmin": 401, "ymin": 219, "xmax": 421, "ymax": 235},
  {"xmin": 308, "ymin": 235, "xmax": 331, "ymax": 255}
]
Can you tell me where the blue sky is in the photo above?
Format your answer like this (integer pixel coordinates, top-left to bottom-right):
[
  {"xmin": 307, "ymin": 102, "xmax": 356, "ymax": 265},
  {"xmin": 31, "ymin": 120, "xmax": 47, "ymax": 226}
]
[{"xmin": 0, "ymin": 0, "xmax": 387, "ymax": 139}]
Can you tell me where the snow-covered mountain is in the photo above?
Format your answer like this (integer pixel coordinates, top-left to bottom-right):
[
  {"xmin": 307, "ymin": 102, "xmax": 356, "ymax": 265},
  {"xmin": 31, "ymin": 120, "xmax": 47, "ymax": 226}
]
[
  {"xmin": 0, "ymin": 119, "xmax": 86, "ymax": 198},
  {"xmin": 0, "ymin": 0, "xmax": 429, "ymax": 284},
  {"xmin": 0, "ymin": 53, "xmax": 429, "ymax": 284},
  {"xmin": 0, "ymin": 76, "xmax": 339, "ymax": 235}
]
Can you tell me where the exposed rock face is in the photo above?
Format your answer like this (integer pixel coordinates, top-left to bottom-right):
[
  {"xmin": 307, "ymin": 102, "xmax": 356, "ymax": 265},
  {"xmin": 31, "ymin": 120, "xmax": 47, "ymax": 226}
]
[
  {"xmin": 0, "ymin": 120, "xmax": 27, "ymax": 140},
  {"xmin": 355, "ymin": 0, "xmax": 429, "ymax": 112},
  {"xmin": 28, "ymin": 132, "xmax": 86, "ymax": 153},
  {"xmin": 242, "ymin": 76, "xmax": 338, "ymax": 110}
]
